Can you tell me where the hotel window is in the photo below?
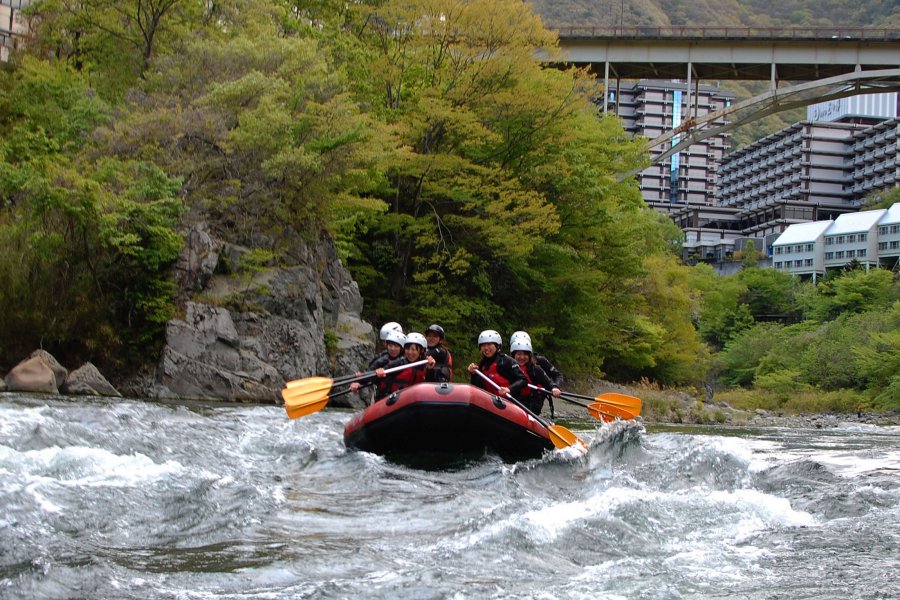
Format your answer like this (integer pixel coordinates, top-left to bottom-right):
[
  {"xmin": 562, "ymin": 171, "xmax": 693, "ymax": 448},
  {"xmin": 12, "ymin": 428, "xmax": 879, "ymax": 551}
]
[
  {"xmin": 880, "ymin": 226, "xmax": 888, "ymax": 235},
  {"xmin": 774, "ymin": 261, "xmax": 782, "ymax": 269},
  {"xmin": 836, "ymin": 251, "xmax": 845, "ymax": 258},
  {"xmin": 836, "ymin": 236, "xmax": 845, "ymax": 244},
  {"xmin": 847, "ymin": 250, "xmax": 855, "ymax": 258},
  {"xmin": 805, "ymin": 259, "xmax": 813, "ymax": 266},
  {"xmin": 825, "ymin": 252, "xmax": 834, "ymax": 259},
  {"xmin": 805, "ymin": 244, "xmax": 814, "ymax": 252},
  {"xmin": 891, "ymin": 241, "xmax": 899, "ymax": 249},
  {"xmin": 859, "ymin": 233, "xmax": 867, "ymax": 242},
  {"xmin": 826, "ymin": 237, "xmax": 834, "ymax": 245},
  {"xmin": 858, "ymin": 249, "xmax": 866, "ymax": 257},
  {"xmin": 891, "ymin": 225, "xmax": 900, "ymax": 234},
  {"xmin": 879, "ymin": 242, "xmax": 887, "ymax": 250},
  {"xmin": 774, "ymin": 247, "xmax": 783, "ymax": 255},
  {"xmin": 847, "ymin": 234, "xmax": 856, "ymax": 243}
]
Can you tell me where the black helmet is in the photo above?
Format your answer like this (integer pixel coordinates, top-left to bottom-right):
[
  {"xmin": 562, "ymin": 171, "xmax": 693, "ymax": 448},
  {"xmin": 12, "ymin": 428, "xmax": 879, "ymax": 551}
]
[{"xmin": 425, "ymin": 324, "xmax": 445, "ymax": 338}]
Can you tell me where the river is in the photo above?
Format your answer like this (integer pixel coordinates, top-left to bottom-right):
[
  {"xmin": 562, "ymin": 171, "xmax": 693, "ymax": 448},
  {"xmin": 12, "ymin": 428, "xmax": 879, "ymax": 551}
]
[{"xmin": 1, "ymin": 393, "xmax": 898, "ymax": 599}]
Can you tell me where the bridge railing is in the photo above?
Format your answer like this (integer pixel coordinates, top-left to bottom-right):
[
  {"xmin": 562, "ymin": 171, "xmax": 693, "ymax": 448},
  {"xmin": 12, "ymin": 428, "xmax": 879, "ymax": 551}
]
[{"xmin": 554, "ymin": 26, "xmax": 900, "ymax": 41}]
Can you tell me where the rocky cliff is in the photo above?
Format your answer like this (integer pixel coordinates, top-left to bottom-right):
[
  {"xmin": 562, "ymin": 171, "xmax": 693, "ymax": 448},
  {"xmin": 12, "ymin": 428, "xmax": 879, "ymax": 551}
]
[{"xmin": 122, "ymin": 224, "xmax": 374, "ymax": 405}]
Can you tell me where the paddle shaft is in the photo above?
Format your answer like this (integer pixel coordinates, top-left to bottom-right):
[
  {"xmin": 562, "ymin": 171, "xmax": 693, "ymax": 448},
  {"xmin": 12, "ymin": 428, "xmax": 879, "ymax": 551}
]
[{"xmin": 472, "ymin": 369, "xmax": 554, "ymax": 429}]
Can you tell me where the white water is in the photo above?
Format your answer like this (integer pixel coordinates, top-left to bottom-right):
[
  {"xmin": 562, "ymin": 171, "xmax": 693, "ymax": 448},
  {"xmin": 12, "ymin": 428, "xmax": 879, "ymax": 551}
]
[{"xmin": 0, "ymin": 394, "xmax": 898, "ymax": 599}]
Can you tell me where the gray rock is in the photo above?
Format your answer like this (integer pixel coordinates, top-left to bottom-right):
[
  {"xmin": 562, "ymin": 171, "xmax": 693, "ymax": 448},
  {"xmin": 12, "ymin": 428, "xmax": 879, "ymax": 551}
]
[
  {"xmin": 62, "ymin": 362, "xmax": 122, "ymax": 397},
  {"xmin": 175, "ymin": 223, "xmax": 219, "ymax": 297},
  {"xmin": 29, "ymin": 349, "xmax": 67, "ymax": 388},
  {"xmin": 150, "ymin": 230, "xmax": 375, "ymax": 402},
  {"xmin": 5, "ymin": 355, "xmax": 59, "ymax": 394}
]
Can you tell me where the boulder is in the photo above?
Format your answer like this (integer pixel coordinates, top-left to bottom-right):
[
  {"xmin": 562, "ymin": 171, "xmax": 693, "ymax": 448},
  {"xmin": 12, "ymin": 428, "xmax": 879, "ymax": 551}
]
[
  {"xmin": 62, "ymin": 362, "xmax": 122, "ymax": 397},
  {"xmin": 29, "ymin": 349, "xmax": 68, "ymax": 388},
  {"xmin": 5, "ymin": 355, "xmax": 59, "ymax": 394}
]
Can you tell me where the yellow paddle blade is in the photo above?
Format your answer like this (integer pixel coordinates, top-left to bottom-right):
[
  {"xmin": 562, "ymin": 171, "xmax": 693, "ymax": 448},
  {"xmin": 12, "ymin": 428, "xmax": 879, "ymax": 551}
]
[
  {"xmin": 285, "ymin": 396, "xmax": 330, "ymax": 419},
  {"xmin": 585, "ymin": 404, "xmax": 613, "ymax": 422},
  {"xmin": 285, "ymin": 376, "xmax": 333, "ymax": 390},
  {"xmin": 589, "ymin": 402, "xmax": 637, "ymax": 421},
  {"xmin": 547, "ymin": 424, "xmax": 587, "ymax": 450},
  {"xmin": 595, "ymin": 392, "xmax": 642, "ymax": 416},
  {"xmin": 280, "ymin": 377, "xmax": 335, "ymax": 420}
]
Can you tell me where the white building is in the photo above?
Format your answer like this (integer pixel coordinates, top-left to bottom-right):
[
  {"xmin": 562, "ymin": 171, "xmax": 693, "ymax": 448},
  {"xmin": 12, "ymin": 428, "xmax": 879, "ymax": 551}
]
[
  {"xmin": 823, "ymin": 209, "xmax": 886, "ymax": 271},
  {"xmin": 0, "ymin": 0, "xmax": 31, "ymax": 62},
  {"xmin": 772, "ymin": 220, "xmax": 833, "ymax": 280},
  {"xmin": 876, "ymin": 203, "xmax": 900, "ymax": 268},
  {"xmin": 773, "ymin": 203, "xmax": 900, "ymax": 278}
]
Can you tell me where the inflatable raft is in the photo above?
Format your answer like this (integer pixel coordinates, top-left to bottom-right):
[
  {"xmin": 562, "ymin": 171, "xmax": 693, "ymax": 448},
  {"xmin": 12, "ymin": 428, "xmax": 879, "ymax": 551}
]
[{"xmin": 343, "ymin": 382, "xmax": 557, "ymax": 463}]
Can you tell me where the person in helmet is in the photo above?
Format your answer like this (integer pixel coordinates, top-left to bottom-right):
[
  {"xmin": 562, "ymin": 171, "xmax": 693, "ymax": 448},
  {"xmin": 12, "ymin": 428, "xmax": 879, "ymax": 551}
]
[
  {"xmin": 466, "ymin": 330, "xmax": 526, "ymax": 398},
  {"xmin": 376, "ymin": 332, "xmax": 435, "ymax": 398},
  {"xmin": 369, "ymin": 322, "xmax": 405, "ymax": 369},
  {"xmin": 424, "ymin": 324, "xmax": 452, "ymax": 383},
  {"xmin": 350, "ymin": 327, "xmax": 406, "ymax": 398},
  {"xmin": 508, "ymin": 331, "xmax": 559, "ymax": 415},
  {"xmin": 510, "ymin": 330, "xmax": 564, "ymax": 393}
]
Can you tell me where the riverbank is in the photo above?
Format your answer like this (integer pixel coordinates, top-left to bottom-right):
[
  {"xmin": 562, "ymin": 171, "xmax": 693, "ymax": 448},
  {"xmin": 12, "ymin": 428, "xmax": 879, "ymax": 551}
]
[{"xmin": 553, "ymin": 378, "xmax": 900, "ymax": 427}]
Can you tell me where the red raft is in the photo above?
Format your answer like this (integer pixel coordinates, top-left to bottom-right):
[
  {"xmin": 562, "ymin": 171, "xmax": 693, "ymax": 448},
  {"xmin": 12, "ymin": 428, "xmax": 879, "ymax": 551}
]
[{"xmin": 343, "ymin": 382, "xmax": 556, "ymax": 463}]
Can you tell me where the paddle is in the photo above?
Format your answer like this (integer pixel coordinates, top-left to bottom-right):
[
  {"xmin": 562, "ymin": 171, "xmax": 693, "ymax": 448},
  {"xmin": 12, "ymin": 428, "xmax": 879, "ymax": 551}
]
[
  {"xmin": 527, "ymin": 384, "xmax": 607, "ymax": 421},
  {"xmin": 551, "ymin": 389, "xmax": 642, "ymax": 419},
  {"xmin": 526, "ymin": 384, "xmax": 641, "ymax": 421},
  {"xmin": 472, "ymin": 369, "xmax": 585, "ymax": 450},
  {"xmin": 281, "ymin": 359, "xmax": 429, "ymax": 420}
]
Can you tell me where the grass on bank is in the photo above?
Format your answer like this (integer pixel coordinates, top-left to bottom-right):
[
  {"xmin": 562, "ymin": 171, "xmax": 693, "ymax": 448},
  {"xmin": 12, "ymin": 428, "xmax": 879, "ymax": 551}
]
[{"xmin": 594, "ymin": 378, "xmax": 877, "ymax": 425}]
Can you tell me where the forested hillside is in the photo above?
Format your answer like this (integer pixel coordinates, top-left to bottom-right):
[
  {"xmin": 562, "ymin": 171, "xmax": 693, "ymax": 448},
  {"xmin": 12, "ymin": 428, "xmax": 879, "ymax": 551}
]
[{"xmin": 529, "ymin": 0, "xmax": 900, "ymax": 28}]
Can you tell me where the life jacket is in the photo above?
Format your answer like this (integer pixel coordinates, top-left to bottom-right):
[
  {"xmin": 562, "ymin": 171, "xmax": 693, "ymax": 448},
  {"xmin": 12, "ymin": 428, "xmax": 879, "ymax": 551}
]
[
  {"xmin": 387, "ymin": 362, "xmax": 427, "ymax": 393},
  {"xmin": 518, "ymin": 364, "xmax": 534, "ymax": 398},
  {"xmin": 480, "ymin": 357, "xmax": 511, "ymax": 389}
]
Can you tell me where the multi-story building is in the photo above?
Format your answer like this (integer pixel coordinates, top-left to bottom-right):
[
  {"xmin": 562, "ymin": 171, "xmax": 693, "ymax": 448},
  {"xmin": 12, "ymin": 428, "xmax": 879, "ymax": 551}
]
[
  {"xmin": 611, "ymin": 80, "xmax": 734, "ymax": 208},
  {"xmin": 773, "ymin": 203, "xmax": 900, "ymax": 279},
  {"xmin": 673, "ymin": 93, "xmax": 899, "ymax": 267},
  {"xmin": 0, "ymin": 0, "xmax": 31, "ymax": 62}
]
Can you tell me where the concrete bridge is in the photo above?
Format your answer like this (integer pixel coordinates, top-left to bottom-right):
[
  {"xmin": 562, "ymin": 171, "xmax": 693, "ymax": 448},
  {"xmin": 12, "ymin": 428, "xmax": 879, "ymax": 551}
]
[{"xmin": 549, "ymin": 27, "xmax": 900, "ymax": 174}]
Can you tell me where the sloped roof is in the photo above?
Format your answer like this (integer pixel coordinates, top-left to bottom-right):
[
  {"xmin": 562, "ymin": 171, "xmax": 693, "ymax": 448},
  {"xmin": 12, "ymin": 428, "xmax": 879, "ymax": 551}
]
[
  {"xmin": 828, "ymin": 209, "xmax": 887, "ymax": 235},
  {"xmin": 878, "ymin": 202, "xmax": 900, "ymax": 226},
  {"xmin": 773, "ymin": 220, "xmax": 833, "ymax": 246}
]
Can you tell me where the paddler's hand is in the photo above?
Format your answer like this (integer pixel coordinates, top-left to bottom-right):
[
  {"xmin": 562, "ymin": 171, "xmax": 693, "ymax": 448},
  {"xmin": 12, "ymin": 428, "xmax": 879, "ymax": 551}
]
[
  {"xmin": 498, "ymin": 387, "xmax": 510, "ymax": 397},
  {"xmin": 467, "ymin": 363, "xmax": 477, "ymax": 374},
  {"xmin": 425, "ymin": 356, "xmax": 436, "ymax": 369},
  {"xmin": 375, "ymin": 368, "xmax": 386, "ymax": 378},
  {"xmin": 551, "ymin": 387, "xmax": 561, "ymax": 398},
  {"xmin": 350, "ymin": 382, "xmax": 360, "ymax": 392}
]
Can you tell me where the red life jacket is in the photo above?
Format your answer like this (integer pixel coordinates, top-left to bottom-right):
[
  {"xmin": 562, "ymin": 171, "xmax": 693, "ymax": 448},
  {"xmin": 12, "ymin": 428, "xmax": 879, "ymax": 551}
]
[
  {"xmin": 386, "ymin": 363, "xmax": 426, "ymax": 394},
  {"xmin": 480, "ymin": 359, "xmax": 511, "ymax": 389},
  {"xmin": 518, "ymin": 365, "xmax": 534, "ymax": 398}
]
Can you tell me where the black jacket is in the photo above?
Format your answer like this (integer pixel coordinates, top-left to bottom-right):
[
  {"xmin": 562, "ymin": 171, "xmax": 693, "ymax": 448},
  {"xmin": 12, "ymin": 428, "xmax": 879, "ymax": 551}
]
[
  {"xmin": 535, "ymin": 354, "xmax": 564, "ymax": 388},
  {"xmin": 425, "ymin": 345, "xmax": 452, "ymax": 383}
]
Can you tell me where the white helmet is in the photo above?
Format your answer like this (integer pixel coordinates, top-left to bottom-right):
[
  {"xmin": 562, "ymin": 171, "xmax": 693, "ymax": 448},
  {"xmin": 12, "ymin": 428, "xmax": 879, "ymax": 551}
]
[
  {"xmin": 404, "ymin": 332, "xmax": 427, "ymax": 350},
  {"xmin": 477, "ymin": 330, "xmax": 502, "ymax": 347},
  {"xmin": 379, "ymin": 322, "xmax": 403, "ymax": 340},
  {"xmin": 384, "ymin": 329, "xmax": 406, "ymax": 346},
  {"xmin": 509, "ymin": 331, "xmax": 532, "ymax": 353}
]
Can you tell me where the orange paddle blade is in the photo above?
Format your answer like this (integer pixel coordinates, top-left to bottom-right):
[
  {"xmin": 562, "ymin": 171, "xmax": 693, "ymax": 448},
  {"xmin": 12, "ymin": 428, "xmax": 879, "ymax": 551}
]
[
  {"xmin": 589, "ymin": 401, "xmax": 637, "ymax": 421},
  {"xmin": 547, "ymin": 424, "xmax": 584, "ymax": 449},
  {"xmin": 594, "ymin": 392, "xmax": 642, "ymax": 417}
]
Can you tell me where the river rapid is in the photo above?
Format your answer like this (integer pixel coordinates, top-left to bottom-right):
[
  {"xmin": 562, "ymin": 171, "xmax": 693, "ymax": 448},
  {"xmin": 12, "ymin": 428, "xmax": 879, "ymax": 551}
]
[{"xmin": 1, "ymin": 393, "xmax": 898, "ymax": 600}]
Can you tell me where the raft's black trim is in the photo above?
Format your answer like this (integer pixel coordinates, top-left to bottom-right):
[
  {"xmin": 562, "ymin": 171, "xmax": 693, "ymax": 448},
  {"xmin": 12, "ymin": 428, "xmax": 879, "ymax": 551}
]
[{"xmin": 344, "ymin": 390, "xmax": 554, "ymax": 463}]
